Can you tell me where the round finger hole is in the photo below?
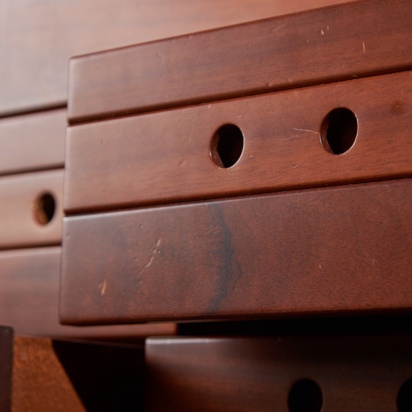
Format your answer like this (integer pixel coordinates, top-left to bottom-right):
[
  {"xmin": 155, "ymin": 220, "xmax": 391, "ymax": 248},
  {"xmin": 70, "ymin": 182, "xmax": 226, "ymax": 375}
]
[
  {"xmin": 397, "ymin": 378, "xmax": 412, "ymax": 412},
  {"xmin": 288, "ymin": 379, "xmax": 323, "ymax": 412},
  {"xmin": 320, "ymin": 107, "xmax": 358, "ymax": 155},
  {"xmin": 210, "ymin": 124, "xmax": 244, "ymax": 168},
  {"xmin": 34, "ymin": 193, "xmax": 56, "ymax": 225}
]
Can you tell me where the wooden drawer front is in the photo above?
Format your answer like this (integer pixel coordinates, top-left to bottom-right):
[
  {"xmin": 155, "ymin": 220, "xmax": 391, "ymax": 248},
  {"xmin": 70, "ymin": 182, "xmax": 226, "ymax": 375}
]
[
  {"xmin": 68, "ymin": 0, "xmax": 412, "ymax": 123},
  {"xmin": 60, "ymin": 179, "xmax": 412, "ymax": 324},
  {"xmin": 146, "ymin": 335, "xmax": 412, "ymax": 412},
  {"xmin": 0, "ymin": 170, "xmax": 63, "ymax": 249},
  {"xmin": 65, "ymin": 70, "xmax": 412, "ymax": 213}
]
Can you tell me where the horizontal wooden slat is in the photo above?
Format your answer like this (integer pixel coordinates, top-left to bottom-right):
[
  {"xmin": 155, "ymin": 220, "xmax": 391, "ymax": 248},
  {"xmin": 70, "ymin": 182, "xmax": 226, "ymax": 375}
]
[
  {"xmin": 0, "ymin": 110, "xmax": 66, "ymax": 176},
  {"xmin": 146, "ymin": 335, "xmax": 412, "ymax": 411},
  {"xmin": 67, "ymin": 0, "xmax": 412, "ymax": 124},
  {"xmin": 0, "ymin": 247, "xmax": 175, "ymax": 339},
  {"xmin": 60, "ymin": 179, "xmax": 412, "ymax": 324},
  {"xmin": 65, "ymin": 71, "xmax": 412, "ymax": 213},
  {"xmin": 0, "ymin": 170, "xmax": 63, "ymax": 249},
  {"xmin": 0, "ymin": 0, "xmax": 345, "ymax": 116}
]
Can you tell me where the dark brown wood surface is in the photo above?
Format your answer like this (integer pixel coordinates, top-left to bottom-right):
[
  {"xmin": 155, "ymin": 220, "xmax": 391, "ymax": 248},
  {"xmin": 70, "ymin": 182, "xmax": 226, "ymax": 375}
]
[
  {"xmin": 60, "ymin": 179, "xmax": 412, "ymax": 324},
  {"xmin": 0, "ymin": 110, "xmax": 66, "ymax": 176},
  {"xmin": 146, "ymin": 335, "xmax": 412, "ymax": 411},
  {"xmin": 0, "ymin": 327, "xmax": 13, "ymax": 412},
  {"xmin": 0, "ymin": 247, "xmax": 175, "ymax": 339},
  {"xmin": 12, "ymin": 337, "xmax": 144, "ymax": 411},
  {"xmin": 0, "ymin": 0, "xmax": 345, "ymax": 117},
  {"xmin": 65, "ymin": 70, "xmax": 412, "ymax": 213},
  {"xmin": 0, "ymin": 170, "xmax": 63, "ymax": 249},
  {"xmin": 67, "ymin": 0, "xmax": 412, "ymax": 124}
]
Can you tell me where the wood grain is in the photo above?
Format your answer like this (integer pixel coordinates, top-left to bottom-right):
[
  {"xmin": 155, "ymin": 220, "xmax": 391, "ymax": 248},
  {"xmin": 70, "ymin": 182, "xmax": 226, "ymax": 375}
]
[
  {"xmin": 67, "ymin": 0, "xmax": 412, "ymax": 124},
  {"xmin": 65, "ymin": 70, "xmax": 412, "ymax": 213},
  {"xmin": 0, "ymin": 247, "xmax": 176, "ymax": 339},
  {"xmin": 0, "ymin": 170, "xmax": 63, "ymax": 249},
  {"xmin": 0, "ymin": 0, "xmax": 346, "ymax": 117},
  {"xmin": 0, "ymin": 110, "xmax": 66, "ymax": 176},
  {"xmin": 146, "ymin": 335, "xmax": 412, "ymax": 411},
  {"xmin": 0, "ymin": 327, "xmax": 13, "ymax": 412},
  {"xmin": 60, "ymin": 179, "xmax": 412, "ymax": 324},
  {"xmin": 12, "ymin": 337, "xmax": 144, "ymax": 412}
]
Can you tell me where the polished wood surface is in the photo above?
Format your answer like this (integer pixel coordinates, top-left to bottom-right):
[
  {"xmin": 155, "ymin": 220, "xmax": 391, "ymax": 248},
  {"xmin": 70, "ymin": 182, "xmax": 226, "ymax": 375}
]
[
  {"xmin": 0, "ymin": 110, "xmax": 66, "ymax": 176},
  {"xmin": 67, "ymin": 0, "xmax": 411, "ymax": 123},
  {"xmin": 0, "ymin": 327, "xmax": 13, "ymax": 412},
  {"xmin": 0, "ymin": 247, "xmax": 176, "ymax": 339},
  {"xmin": 0, "ymin": 170, "xmax": 63, "ymax": 249},
  {"xmin": 5, "ymin": 0, "xmax": 409, "ymax": 407},
  {"xmin": 12, "ymin": 337, "xmax": 144, "ymax": 411},
  {"xmin": 146, "ymin": 335, "xmax": 412, "ymax": 411},
  {"xmin": 60, "ymin": 179, "xmax": 412, "ymax": 324},
  {"xmin": 65, "ymin": 70, "xmax": 412, "ymax": 213},
  {"xmin": 0, "ymin": 0, "xmax": 347, "ymax": 117}
]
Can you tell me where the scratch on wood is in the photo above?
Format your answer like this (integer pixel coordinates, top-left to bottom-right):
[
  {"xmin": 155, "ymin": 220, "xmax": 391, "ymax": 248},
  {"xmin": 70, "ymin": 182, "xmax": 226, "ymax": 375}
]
[
  {"xmin": 237, "ymin": 101, "xmax": 247, "ymax": 118},
  {"xmin": 272, "ymin": 22, "xmax": 287, "ymax": 33},
  {"xmin": 136, "ymin": 239, "xmax": 162, "ymax": 276},
  {"xmin": 292, "ymin": 128, "xmax": 321, "ymax": 137},
  {"xmin": 362, "ymin": 41, "xmax": 366, "ymax": 54},
  {"xmin": 99, "ymin": 280, "xmax": 107, "ymax": 296}
]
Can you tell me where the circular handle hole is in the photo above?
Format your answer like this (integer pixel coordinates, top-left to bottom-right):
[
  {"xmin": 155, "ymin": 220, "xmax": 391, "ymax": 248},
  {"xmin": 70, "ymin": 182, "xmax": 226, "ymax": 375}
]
[
  {"xmin": 320, "ymin": 107, "xmax": 358, "ymax": 155},
  {"xmin": 210, "ymin": 124, "xmax": 244, "ymax": 168},
  {"xmin": 288, "ymin": 379, "xmax": 323, "ymax": 412},
  {"xmin": 397, "ymin": 378, "xmax": 412, "ymax": 412},
  {"xmin": 34, "ymin": 193, "xmax": 56, "ymax": 225}
]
